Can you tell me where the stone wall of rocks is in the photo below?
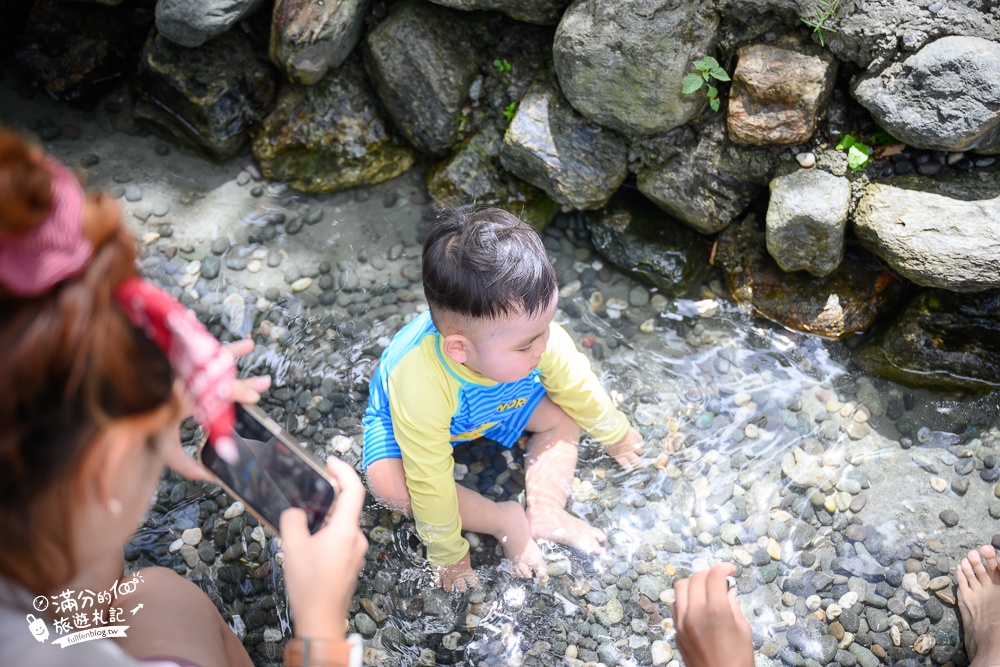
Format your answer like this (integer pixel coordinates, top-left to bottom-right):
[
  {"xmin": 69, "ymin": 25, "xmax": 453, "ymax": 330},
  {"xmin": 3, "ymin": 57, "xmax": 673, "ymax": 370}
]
[{"xmin": 8, "ymin": 0, "xmax": 1000, "ymax": 391}]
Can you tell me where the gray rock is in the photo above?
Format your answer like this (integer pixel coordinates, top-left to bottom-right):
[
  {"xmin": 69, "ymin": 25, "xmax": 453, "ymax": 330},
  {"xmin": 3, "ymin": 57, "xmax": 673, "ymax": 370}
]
[
  {"xmin": 134, "ymin": 29, "xmax": 276, "ymax": 160},
  {"xmin": 427, "ymin": 0, "xmax": 570, "ymax": 24},
  {"xmin": 636, "ymin": 575, "xmax": 664, "ymax": 601},
  {"xmin": 594, "ymin": 598, "xmax": 624, "ymax": 626},
  {"xmin": 363, "ymin": 0, "xmax": 478, "ymax": 156},
  {"xmin": 270, "ymin": 0, "xmax": 369, "ymax": 85},
  {"xmin": 553, "ymin": 0, "xmax": 718, "ymax": 135},
  {"xmin": 853, "ymin": 175, "xmax": 1000, "ymax": 291},
  {"xmin": 201, "ymin": 256, "xmax": 221, "ymax": 279},
  {"xmin": 353, "ymin": 612, "xmax": 377, "ymax": 638},
  {"xmin": 847, "ymin": 644, "xmax": 880, "ymax": 667},
  {"xmin": 500, "ymin": 75, "xmax": 627, "ymax": 210},
  {"xmin": 723, "ymin": 0, "xmax": 997, "ymax": 73},
  {"xmin": 766, "ymin": 169, "xmax": 850, "ymax": 277},
  {"xmin": 852, "ymin": 37, "xmax": 1000, "ymax": 154},
  {"xmin": 866, "ymin": 608, "xmax": 889, "ymax": 632},
  {"xmin": 728, "ymin": 39, "xmax": 837, "ymax": 146},
  {"xmin": 637, "ymin": 117, "xmax": 777, "ymax": 234},
  {"xmin": 155, "ymin": 0, "xmax": 264, "ymax": 48}
]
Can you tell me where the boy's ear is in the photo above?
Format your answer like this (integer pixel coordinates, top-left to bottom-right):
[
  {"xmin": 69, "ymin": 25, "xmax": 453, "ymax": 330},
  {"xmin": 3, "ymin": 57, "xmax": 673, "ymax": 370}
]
[{"xmin": 442, "ymin": 333, "xmax": 470, "ymax": 365}]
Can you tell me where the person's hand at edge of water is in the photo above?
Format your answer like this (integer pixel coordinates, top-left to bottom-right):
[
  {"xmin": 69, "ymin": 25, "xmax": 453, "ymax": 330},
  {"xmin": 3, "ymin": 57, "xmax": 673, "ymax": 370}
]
[
  {"xmin": 162, "ymin": 338, "xmax": 271, "ymax": 481},
  {"xmin": 672, "ymin": 563, "xmax": 754, "ymax": 667},
  {"xmin": 605, "ymin": 426, "xmax": 646, "ymax": 471},
  {"xmin": 437, "ymin": 552, "xmax": 481, "ymax": 593},
  {"xmin": 280, "ymin": 457, "xmax": 369, "ymax": 640}
]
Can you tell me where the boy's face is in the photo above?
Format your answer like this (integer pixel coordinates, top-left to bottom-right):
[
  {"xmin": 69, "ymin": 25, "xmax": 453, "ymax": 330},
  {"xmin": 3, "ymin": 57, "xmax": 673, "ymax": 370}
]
[{"xmin": 461, "ymin": 291, "xmax": 558, "ymax": 384}]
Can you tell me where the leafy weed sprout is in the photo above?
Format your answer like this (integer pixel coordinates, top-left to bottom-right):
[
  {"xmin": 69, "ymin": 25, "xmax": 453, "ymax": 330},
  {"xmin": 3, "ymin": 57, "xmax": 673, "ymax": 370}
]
[
  {"xmin": 836, "ymin": 130, "xmax": 900, "ymax": 171},
  {"xmin": 802, "ymin": 0, "xmax": 841, "ymax": 47},
  {"xmin": 492, "ymin": 58, "xmax": 512, "ymax": 73},
  {"xmin": 836, "ymin": 134, "xmax": 871, "ymax": 171},
  {"xmin": 503, "ymin": 102, "xmax": 517, "ymax": 123},
  {"xmin": 682, "ymin": 57, "xmax": 730, "ymax": 112}
]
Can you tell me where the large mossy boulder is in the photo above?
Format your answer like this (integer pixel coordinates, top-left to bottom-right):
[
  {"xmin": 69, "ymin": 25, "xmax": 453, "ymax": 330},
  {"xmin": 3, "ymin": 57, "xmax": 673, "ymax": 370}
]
[
  {"xmin": 427, "ymin": 0, "xmax": 571, "ymax": 24},
  {"xmin": 499, "ymin": 75, "xmax": 627, "ymax": 211},
  {"xmin": 585, "ymin": 190, "xmax": 709, "ymax": 296},
  {"xmin": 134, "ymin": 29, "xmax": 276, "ymax": 160},
  {"xmin": 853, "ymin": 173, "xmax": 1000, "ymax": 292},
  {"xmin": 270, "ymin": 0, "xmax": 368, "ymax": 85},
  {"xmin": 363, "ymin": 0, "xmax": 479, "ymax": 157},
  {"xmin": 553, "ymin": 0, "xmax": 718, "ymax": 136},
  {"xmin": 427, "ymin": 126, "xmax": 559, "ymax": 230},
  {"xmin": 717, "ymin": 215, "xmax": 905, "ymax": 339},
  {"xmin": 637, "ymin": 117, "xmax": 777, "ymax": 234},
  {"xmin": 251, "ymin": 57, "xmax": 416, "ymax": 193},
  {"xmin": 854, "ymin": 289, "xmax": 1000, "ymax": 393}
]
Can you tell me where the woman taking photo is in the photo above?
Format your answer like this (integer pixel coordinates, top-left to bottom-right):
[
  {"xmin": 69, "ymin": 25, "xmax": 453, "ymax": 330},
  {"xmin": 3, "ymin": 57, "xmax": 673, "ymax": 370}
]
[{"xmin": 0, "ymin": 128, "xmax": 367, "ymax": 667}]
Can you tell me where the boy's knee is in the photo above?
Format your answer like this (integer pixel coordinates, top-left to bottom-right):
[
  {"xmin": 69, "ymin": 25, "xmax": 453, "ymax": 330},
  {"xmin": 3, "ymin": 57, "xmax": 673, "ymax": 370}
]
[{"xmin": 552, "ymin": 403, "xmax": 581, "ymax": 437}]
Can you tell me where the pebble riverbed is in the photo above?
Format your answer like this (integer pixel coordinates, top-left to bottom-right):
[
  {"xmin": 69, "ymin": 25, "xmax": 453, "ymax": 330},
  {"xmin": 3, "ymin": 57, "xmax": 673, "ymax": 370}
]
[{"xmin": 4, "ymin": 69, "xmax": 1000, "ymax": 667}]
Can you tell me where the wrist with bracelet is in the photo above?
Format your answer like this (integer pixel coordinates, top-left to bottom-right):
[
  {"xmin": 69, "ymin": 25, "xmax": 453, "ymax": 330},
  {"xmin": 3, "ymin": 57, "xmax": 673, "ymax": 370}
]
[{"xmin": 284, "ymin": 634, "xmax": 362, "ymax": 667}]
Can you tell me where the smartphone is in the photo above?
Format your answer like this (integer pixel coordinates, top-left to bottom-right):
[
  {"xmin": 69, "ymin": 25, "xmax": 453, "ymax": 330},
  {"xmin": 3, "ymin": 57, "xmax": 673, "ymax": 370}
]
[{"xmin": 197, "ymin": 403, "xmax": 337, "ymax": 536}]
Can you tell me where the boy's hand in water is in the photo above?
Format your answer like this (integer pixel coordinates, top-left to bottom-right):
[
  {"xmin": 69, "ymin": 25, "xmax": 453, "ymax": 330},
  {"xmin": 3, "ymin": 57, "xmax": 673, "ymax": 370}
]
[
  {"xmin": 672, "ymin": 563, "xmax": 754, "ymax": 667},
  {"xmin": 605, "ymin": 426, "xmax": 645, "ymax": 471},
  {"xmin": 438, "ymin": 553, "xmax": 480, "ymax": 592}
]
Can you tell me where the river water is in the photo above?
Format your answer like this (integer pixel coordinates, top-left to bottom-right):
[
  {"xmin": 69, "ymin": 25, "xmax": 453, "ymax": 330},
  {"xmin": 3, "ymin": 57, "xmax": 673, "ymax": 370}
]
[{"xmin": 4, "ymin": 69, "xmax": 999, "ymax": 667}]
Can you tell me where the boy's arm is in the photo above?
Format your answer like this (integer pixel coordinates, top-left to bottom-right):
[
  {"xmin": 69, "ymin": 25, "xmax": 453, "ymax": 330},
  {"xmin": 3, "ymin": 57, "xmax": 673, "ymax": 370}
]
[
  {"xmin": 387, "ymin": 365, "xmax": 473, "ymax": 570},
  {"xmin": 539, "ymin": 323, "xmax": 644, "ymax": 468}
]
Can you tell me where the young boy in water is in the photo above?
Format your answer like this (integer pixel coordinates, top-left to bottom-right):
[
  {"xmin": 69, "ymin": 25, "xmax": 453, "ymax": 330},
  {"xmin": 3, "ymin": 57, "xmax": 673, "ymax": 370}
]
[{"xmin": 362, "ymin": 206, "xmax": 645, "ymax": 591}]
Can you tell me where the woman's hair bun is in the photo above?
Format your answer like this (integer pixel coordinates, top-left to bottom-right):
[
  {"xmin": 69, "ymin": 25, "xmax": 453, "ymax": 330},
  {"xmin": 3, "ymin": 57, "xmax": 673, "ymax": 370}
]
[{"xmin": 0, "ymin": 128, "xmax": 54, "ymax": 237}]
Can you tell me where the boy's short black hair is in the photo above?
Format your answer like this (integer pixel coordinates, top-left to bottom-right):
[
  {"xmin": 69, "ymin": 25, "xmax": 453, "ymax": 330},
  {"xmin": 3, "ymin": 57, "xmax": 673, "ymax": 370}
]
[{"xmin": 422, "ymin": 205, "xmax": 557, "ymax": 323}]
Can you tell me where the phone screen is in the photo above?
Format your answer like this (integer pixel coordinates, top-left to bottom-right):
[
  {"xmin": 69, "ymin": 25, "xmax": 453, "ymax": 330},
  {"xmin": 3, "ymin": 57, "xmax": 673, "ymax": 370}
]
[{"xmin": 200, "ymin": 405, "xmax": 337, "ymax": 535}]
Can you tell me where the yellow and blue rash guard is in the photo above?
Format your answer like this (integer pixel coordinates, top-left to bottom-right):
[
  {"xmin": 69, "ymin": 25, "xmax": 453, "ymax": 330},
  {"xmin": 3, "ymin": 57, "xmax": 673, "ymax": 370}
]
[{"xmin": 362, "ymin": 310, "xmax": 630, "ymax": 566}]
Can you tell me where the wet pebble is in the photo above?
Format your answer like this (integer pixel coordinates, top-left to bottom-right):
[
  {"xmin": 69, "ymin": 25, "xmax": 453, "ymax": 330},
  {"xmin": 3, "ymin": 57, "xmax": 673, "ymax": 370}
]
[
  {"xmin": 125, "ymin": 185, "xmax": 142, "ymax": 202},
  {"xmin": 939, "ymin": 509, "xmax": 959, "ymax": 527},
  {"xmin": 951, "ymin": 476, "xmax": 969, "ymax": 495},
  {"xmin": 201, "ymin": 256, "xmax": 220, "ymax": 279},
  {"xmin": 844, "ymin": 524, "xmax": 867, "ymax": 541},
  {"xmin": 226, "ymin": 256, "xmax": 249, "ymax": 271}
]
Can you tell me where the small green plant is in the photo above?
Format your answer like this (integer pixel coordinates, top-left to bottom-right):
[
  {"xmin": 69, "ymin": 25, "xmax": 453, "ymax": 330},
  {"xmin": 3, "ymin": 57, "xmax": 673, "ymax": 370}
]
[
  {"xmin": 802, "ymin": 0, "xmax": 841, "ymax": 47},
  {"xmin": 492, "ymin": 58, "xmax": 512, "ymax": 73},
  {"xmin": 682, "ymin": 57, "xmax": 730, "ymax": 112},
  {"xmin": 503, "ymin": 102, "xmax": 517, "ymax": 123},
  {"xmin": 836, "ymin": 133, "xmax": 872, "ymax": 171},
  {"xmin": 868, "ymin": 129, "xmax": 900, "ymax": 147}
]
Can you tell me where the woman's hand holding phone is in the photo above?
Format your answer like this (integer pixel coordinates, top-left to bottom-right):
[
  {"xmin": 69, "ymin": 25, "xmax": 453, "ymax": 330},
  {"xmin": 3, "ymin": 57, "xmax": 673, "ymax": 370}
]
[
  {"xmin": 162, "ymin": 338, "xmax": 271, "ymax": 482},
  {"xmin": 279, "ymin": 457, "xmax": 369, "ymax": 640}
]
